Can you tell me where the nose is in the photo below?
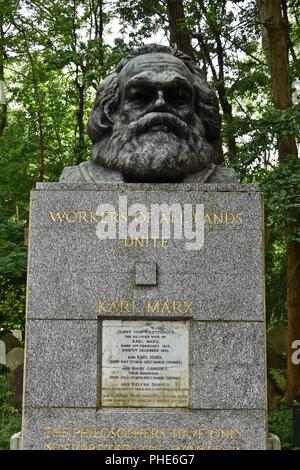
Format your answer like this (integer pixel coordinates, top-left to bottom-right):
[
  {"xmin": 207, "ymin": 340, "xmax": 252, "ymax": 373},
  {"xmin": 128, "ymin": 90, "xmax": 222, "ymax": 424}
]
[{"xmin": 153, "ymin": 90, "xmax": 167, "ymax": 111}]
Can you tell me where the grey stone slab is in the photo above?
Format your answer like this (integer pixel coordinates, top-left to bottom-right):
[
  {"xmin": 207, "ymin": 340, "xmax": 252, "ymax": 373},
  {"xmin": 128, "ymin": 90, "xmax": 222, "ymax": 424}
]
[
  {"xmin": 191, "ymin": 322, "xmax": 265, "ymax": 365},
  {"xmin": 22, "ymin": 408, "xmax": 266, "ymax": 450},
  {"xmin": 28, "ymin": 226, "xmax": 263, "ymax": 276},
  {"xmin": 24, "ymin": 361, "xmax": 97, "ymax": 407},
  {"xmin": 191, "ymin": 322, "xmax": 266, "ymax": 409},
  {"xmin": 30, "ymin": 187, "xmax": 262, "ymax": 232},
  {"xmin": 129, "ymin": 189, "xmax": 262, "ymax": 231},
  {"xmin": 23, "ymin": 319, "xmax": 266, "ymax": 410},
  {"xmin": 24, "ymin": 320, "xmax": 98, "ymax": 407},
  {"xmin": 25, "ymin": 359, "xmax": 97, "ymax": 408},
  {"xmin": 191, "ymin": 365, "xmax": 265, "ymax": 409},
  {"xmin": 23, "ymin": 183, "xmax": 266, "ymax": 451},
  {"xmin": 35, "ymin": 182, "xmax": 260, "ymax": 192},
  {"xmin": 26, "ymin": 270, "xmax": 264, "ymax": 321},
  {"xmin": 135, "ymin": 262, "xmax": 157, "ymax": 285},
  {"xmin": 25, "ymin": 320, "xmax": 97, "ymax": 362}
]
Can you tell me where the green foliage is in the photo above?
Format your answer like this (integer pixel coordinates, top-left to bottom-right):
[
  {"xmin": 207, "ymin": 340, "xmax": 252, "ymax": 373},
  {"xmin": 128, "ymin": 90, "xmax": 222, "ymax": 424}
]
[
  {"xmin": 255, "ymin": 157, "xmax": 300, "ymax": 325},
  {"xmin": 268, "ymin": 406, "xmax": 294, "ymax": 450},
  {"xmin": 0, "ymin": 276, "xmax": 26, "ymax": 330},
  {"xmin": 0, "ymin": 217, "xmax": 27, "ymax": 278},
  {"xmin": 265, "ymin": 240, "xmax": 287, "ymax": 324},
  {"xmin": 239, "ymin": 156, "xmax": 300, "ymax": 325},
  {"xmin": 237, "ymin": 155, "xmax": 300, "ymax": 325},
  {"xmin": 261, "ymin": 156, "xmax": 300, "ymax": 243},
  {"xmin": 233, "ymin": 105, "xmax": 300, "ymax": 179},
  {"xmin": 269, "ymin": 368, "xmax": 287, "ymax": 394},
  {"xmin": 0, "ymin": 374, "xmax": 21, "ymax": 450},
  {"xmin": 0, "ymin": 110, "xmax": 35, "ymax": 210},
  {"xmin": 115, "ymin": 0, "xmax": 164, "ymax": 43}
]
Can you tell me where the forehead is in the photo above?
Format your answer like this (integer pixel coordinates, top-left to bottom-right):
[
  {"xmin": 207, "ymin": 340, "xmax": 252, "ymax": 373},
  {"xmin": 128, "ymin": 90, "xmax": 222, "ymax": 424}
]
[{"xmin": 119, "ymin": 53, "xmax": 193, "ymax": 85}]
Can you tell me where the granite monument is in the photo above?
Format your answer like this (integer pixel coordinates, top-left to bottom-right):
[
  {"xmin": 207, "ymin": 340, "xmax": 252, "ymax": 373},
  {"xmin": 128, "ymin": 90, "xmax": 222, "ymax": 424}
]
[{"xmin": 20, "ymin": 44, "xmax": 267, "ymax": 450}]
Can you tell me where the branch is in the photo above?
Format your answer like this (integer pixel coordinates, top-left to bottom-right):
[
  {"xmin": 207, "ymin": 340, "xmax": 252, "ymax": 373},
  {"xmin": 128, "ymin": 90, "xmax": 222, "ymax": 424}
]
[
  {"xmin": 4, "ymin": 65, "xmax": 27, "ymax": 77},
  {"xmin": 281, "ymin": 0, "xmax": 297, "ymax": 61},
  {"xmin": 232, "ymin": 95, "xmax": 252, "ymax": 120}
]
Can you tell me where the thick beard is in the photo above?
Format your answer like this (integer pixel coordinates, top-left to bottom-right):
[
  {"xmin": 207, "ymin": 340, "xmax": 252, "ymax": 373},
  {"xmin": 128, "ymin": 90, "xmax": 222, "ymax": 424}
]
[{"xmin": 93, "ymin": 113, "xmax": 213, "ymax": 182}]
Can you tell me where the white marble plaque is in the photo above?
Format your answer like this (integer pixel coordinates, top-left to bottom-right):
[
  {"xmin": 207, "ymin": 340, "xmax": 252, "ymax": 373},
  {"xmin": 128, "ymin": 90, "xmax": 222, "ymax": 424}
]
[{"xmin": 101, "ymin": 320, "xmax": 189, "ymax": 407}]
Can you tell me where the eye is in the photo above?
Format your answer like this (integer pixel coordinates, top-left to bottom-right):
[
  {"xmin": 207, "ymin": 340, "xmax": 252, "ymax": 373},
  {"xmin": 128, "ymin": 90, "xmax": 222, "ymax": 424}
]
[
  {"xmin": 165, "ymin": 88, "xmax": 191, "ymax": 106},
  {"xmin": 127, "ymin": 87, "xmax": 155, "ymax": 104}
]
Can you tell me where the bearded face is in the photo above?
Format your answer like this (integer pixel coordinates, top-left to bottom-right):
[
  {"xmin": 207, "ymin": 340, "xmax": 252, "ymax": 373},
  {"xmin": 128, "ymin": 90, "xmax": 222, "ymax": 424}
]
[
  {"xmin": 89, "ymin": 52, "xmax": 216, "ymax": 182},
  {"xmin": 94, "ymin": 112, "xmax": 213, "ymax": 182}
]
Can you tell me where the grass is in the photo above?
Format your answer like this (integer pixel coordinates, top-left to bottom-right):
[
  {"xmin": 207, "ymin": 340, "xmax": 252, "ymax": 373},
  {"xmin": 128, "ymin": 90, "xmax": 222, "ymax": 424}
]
[
  {"xmin": 268, "ymin": 405, "xmax": 295, "ymax": 450},
  {"xmin": 0, "ymin": 373, "xmax": 21, "ymax": 450}
]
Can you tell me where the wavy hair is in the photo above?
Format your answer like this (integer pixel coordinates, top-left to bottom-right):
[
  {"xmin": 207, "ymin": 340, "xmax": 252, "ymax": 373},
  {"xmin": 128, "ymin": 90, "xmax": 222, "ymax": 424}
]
[{"xmin": 87, "ymin": 44, "xmax": 220, "ymax": 146}]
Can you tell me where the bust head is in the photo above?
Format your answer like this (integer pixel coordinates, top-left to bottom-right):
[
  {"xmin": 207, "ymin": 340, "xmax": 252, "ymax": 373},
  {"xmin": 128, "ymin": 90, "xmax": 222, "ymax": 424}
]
[{"xmin": 88, "ymin": 44, "xmax": 220, "ymax": 182}]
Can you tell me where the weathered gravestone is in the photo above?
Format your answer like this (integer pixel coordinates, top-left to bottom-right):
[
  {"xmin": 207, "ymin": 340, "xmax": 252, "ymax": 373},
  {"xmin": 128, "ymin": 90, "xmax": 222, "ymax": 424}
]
[
  {"xmin": 6, "ymin": 347, "xmax": 24, "ymax": 372},
  {"xmin": 0, "ymin": 340, "xmax": 6, "ymax": 366},
  {"xmin": 21, "ymin": 45, "xmax": 267, "ymax": 450}
]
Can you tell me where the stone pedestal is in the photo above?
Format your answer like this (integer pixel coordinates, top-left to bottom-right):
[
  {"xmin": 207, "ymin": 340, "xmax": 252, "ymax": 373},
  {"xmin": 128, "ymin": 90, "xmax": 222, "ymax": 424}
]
[
  {"xmin": 10, "ymin": 432, "xmax": 22, "ymax": 450},
  {"xmin": 22, "ymin": 182, "xmax": 267, "ymax": 450}
]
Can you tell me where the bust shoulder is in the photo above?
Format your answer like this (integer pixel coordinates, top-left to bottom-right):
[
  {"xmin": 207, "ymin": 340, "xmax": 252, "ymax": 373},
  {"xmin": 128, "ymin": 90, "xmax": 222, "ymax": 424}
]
[
  {"xmin": 207, "ymin": 166, "xmax": 238, "ymax": 183},
  {"xmin": 59, "ymin": 161, "xmax": 238, "ymax": 184}
]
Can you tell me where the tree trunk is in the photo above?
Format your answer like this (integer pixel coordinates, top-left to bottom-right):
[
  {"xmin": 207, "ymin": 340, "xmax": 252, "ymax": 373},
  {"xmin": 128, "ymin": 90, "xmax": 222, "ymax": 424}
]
[
  {"xmin": 287, "ymin": 239, "xmax": 300, "ymax": 400},
  {"xmin": 71, "ymin": 1, "xmax": 86, "ymax": 165},
  {"xmin": 166, "ymin": 0, "xmax": 194, "ymax": 57},
  {"xmin": 194, "ymin": 1, "xmax": 236, "ymax": 162},
  {"xmin": 213, "ymin": 140, "xmax": 225, "ymax": 165},
  {"xmin": 0, "ymin": 10, "xmax": 7, "ymax": 137},
  {"xmin": 281, "ymin": 0, "xmax": 297, "ymax": 62},
  {"xmin": 166, "ymin": 1, "xmax": 225, "ymax": 164},
  {"xmin": 193, "ymin": 31, "xmax": 224, "ymax": 164},
  {"xmin": 27, "ymin": 49, "xmax": 45, "ymax": 181},
  {"xmin": 258, "ymin": 0, "xmax": 298, "ymax": 159},
  {"xmin": 215, "ymin": 32, "xmax": 237, "ymax": 161},
  {"xmin": 92, "ymin": 0, "xmax": 104, "ymax": 65},
  {"xmin": 215, "ymin": 73, "xmax": 236, "ymax": 161},
  {"xmin": 74, "ymin": 72, "xmax": 85, "ymax": 165},
  {"xmin": 258, "ymin": 0, "xmax": 300, "ymax": 401},
  {"xmin": 11, "ymin": 17, "xmax": 46, "ymax": 181},
  {"xmin": 97, "ymin": 0, "xmax": 104, "ymax": 65}
]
